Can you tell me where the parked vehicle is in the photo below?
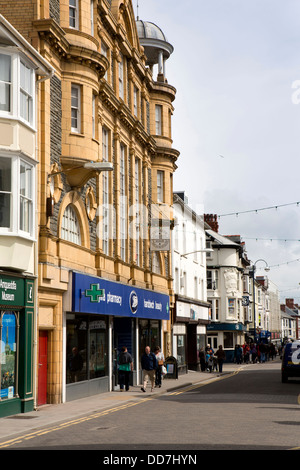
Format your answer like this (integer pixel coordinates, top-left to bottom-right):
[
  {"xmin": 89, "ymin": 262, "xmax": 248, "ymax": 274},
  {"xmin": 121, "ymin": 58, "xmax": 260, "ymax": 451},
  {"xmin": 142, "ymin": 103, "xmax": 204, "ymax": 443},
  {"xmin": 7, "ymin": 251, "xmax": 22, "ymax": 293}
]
[{"xmin": 281, "ymin": 340, "xmax": 300, "ymax": 383}]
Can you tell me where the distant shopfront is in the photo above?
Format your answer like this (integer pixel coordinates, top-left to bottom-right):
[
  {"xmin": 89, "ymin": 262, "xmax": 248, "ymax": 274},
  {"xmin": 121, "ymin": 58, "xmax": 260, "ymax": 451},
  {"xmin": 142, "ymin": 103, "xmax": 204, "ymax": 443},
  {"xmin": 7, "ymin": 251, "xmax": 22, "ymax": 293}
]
[
  {"xmin": 173, "ymin": 295, "xmax": 210, "ymax": 374},
  {"xmin": 66, "ymin": 272, "xmax": 170, "ymax": 401},
  {"xmin": 207, "ymin": 322, "xmax": 247, "ymax": 362},
  {"xmin": 0, "ymin": 272, "xmax": 35, "ymax": 418}
]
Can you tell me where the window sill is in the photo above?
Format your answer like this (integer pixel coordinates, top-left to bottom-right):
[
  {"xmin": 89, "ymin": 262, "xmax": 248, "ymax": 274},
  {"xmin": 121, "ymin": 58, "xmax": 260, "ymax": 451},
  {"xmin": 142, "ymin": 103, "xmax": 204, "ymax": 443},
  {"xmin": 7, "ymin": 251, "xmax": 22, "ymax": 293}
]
[
  {"xmin": 0, "ymin": 113, "xmax": 36, "ymax": 132},
  {"xmin": 0, "ymin": 231, "xmax": 36, "ymax": 243},
  {"xmin": 70, "ymin": 131, "xmax": 85, "ymax": 138}
]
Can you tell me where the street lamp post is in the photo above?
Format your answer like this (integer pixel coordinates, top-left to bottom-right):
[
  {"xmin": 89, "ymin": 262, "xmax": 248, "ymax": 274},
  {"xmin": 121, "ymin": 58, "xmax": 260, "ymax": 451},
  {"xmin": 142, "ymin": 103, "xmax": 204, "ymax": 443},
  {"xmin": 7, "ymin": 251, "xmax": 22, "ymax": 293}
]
[{"xmin": 250, "ymin": 259, "xmax": 270, "ymax": 343}]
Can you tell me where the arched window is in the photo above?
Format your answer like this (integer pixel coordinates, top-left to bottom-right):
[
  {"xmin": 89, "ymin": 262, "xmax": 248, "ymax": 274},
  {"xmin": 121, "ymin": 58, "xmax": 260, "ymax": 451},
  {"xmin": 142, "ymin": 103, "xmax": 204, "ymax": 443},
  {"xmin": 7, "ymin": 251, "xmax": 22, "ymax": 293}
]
[{"xmin": 61, "ymin": 204, "xmax": 81, "ymax": 245}]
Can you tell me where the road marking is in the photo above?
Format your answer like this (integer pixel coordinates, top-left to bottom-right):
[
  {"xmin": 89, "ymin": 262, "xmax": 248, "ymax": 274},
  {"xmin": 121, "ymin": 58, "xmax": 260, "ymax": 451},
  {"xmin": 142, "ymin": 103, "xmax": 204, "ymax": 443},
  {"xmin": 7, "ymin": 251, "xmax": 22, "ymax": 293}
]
[
  {"xmin": 0, "ymin": 397, "xmax": 153, "ymax": 449},
  {"xmin": 169, "ymin": 370, "xmax": 241, "ymax": 396}
]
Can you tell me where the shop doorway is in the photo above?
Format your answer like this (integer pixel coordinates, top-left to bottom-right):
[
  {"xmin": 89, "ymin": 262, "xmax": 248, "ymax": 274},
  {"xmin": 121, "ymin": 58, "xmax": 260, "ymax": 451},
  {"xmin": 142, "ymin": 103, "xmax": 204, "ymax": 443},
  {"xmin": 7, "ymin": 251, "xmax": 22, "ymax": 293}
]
[
  {"xmin": 139, "ymin": 319, "xmax": 160, "ymax": 355},
  {"xmin": 187, "ymin": 324, "xmax": 198, "ymax": 370},
  {"xmin": 113, "ymin": 318, "xmax": 135, "ymax": 388},
  {"xmin": 38, "ymin": 331, "xmax": 48, "ymax": 406}
]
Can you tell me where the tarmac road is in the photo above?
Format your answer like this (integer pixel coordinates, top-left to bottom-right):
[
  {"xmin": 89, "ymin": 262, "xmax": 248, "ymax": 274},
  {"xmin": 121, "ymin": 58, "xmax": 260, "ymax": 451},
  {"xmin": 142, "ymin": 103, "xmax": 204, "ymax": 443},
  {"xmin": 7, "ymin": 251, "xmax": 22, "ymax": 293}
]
[{"xmin": 0, "ymin": 359, "xmax": 299, "ymax": 453}]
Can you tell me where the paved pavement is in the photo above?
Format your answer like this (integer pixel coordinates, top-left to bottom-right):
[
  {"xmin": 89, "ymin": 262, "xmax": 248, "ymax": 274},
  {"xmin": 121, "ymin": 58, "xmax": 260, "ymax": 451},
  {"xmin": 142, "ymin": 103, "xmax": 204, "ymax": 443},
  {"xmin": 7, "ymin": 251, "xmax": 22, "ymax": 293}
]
[{"xmin": 0, "ymin": 363, "xmax": 250, "ymax": 441}]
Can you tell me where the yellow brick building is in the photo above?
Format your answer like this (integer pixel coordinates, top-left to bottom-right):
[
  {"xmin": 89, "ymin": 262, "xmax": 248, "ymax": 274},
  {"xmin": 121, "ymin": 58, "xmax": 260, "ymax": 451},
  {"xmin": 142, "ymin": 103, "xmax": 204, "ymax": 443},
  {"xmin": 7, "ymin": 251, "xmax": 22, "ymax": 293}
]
[{"xmin": 0, "ymin": 0, "xmax": 179, "ymax": 404}]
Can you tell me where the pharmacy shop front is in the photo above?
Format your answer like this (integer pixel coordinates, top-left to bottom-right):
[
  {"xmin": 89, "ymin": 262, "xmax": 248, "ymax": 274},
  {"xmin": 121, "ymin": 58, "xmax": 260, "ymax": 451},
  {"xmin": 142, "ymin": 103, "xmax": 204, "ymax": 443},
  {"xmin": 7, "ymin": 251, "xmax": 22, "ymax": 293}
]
[{"xmin": 65, "ymin": 272, "xmax": 170, "ymax": 401}]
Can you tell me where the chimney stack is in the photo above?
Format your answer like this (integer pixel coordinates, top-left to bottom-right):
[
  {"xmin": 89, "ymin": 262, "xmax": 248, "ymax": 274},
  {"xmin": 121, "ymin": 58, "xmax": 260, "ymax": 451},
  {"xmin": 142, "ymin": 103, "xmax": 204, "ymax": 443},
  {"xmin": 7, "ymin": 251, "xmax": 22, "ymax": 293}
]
[
  {"xmin": 204, "ymin": 214, "xmax": 219, "ymax": 233},
  {"xmin": 286, "ymin": 299, "xmax": 295, "ymax": 309}
]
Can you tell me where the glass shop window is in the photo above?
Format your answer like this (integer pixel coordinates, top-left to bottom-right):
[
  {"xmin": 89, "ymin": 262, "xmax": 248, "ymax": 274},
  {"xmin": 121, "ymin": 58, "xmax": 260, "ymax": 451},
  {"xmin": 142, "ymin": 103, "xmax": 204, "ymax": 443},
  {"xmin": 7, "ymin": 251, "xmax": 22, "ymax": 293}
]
[
  {"xmin": 0, "ymin": 312, "xmax": 18, "ymax": 399},
  {"xmin": 66, "ymin": 315, "xmax": 108, "ymax": 384},
  {"xmin": 176, "ymin": 334, "xmax": 186, "ymax": 366}
]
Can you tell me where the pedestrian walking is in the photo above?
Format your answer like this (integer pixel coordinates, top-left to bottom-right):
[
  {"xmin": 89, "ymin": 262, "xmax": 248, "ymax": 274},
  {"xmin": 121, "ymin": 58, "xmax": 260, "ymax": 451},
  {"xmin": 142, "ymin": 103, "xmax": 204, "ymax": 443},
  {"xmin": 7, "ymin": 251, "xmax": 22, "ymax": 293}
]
[
  {"xmin": 215, "ymin": 345, "xmax": 226, "ymax": 373},
  {"xmin": 207, "ymin": 353, "xmax": 214, "ymax": 372},
  {"xmin": 154, "ymin": 346, "xmax": 164, "ymax": 388},
  {"xmin": 141, "ymin": 346, "xmax": 158, "ymax": 392},
  {"xmin": 235, "ymin": 344, "xmax": 243, "ymax": 364},
  {"xmin": 199, "ymin": 348, "xmax": 206, "ymax": 372},
  {"xmin": 205, "ymin": 349, "xmax": 211, "ymax": 371},
  {"xmin": 251, "ymin": 344, "xmax": 257, "ymax": 363},
  {"xmin": 118, "ymin": 346, "xmax": 133, "ymax": 392},
  {"xmin": 242, "ymin": 343, "xmax": 250, "ymax": 363},
  {"xmin": 259, "ymin": 342, "xmax": 266, "ymax": 363},
  {"xmin": 205, "ymin": 344, "xmax": 214, "ymax": 354},
  {"xmin": 269, "ymin": 343, "xmax": 276, "ymax": 360}
]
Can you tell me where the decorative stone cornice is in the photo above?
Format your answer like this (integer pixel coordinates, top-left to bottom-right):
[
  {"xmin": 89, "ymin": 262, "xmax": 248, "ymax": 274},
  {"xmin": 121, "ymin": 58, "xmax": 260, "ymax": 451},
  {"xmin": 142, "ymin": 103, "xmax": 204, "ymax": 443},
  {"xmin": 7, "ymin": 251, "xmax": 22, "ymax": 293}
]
[
  {"xmin": 153, "ymin": 146, "xmax": 180, "ymax": 166},
  {"xmin": 152, "ymin": 81, "xmax": 177, "ymax": 102},
  {"xmin": 66, "ymin": 44, "xmax": 109, "ymax": 77},
  {"xmin": 33, "ymin": 19, "xmax": 109, "ymax": 78},
  {"xmin": 33, "ymin": 18, "xmax": 69, "ymax": 56}
]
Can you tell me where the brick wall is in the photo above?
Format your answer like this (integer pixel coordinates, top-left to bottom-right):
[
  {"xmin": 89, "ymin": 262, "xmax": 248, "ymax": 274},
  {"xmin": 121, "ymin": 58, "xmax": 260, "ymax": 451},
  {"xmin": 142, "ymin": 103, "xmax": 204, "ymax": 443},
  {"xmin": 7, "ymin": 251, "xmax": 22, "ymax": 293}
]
[
  {"xmin": 49, "ymin": 0, "xmax": 60, "ymax": 23},
  {"xmin": 0, "ymin": 0, "xmax": 36, "ymax": 43}
]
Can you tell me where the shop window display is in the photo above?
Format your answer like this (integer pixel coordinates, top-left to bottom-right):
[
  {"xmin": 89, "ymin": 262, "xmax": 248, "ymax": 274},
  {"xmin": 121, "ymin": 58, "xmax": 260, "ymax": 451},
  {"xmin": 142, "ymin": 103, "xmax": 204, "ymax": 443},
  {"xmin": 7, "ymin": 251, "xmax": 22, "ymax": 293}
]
[
  {"xmin": 66, "ymin": 315, "xmax": 107, "ymax": 384},
  {"xmin": 0, "ymin": 312, "xmax": 17, "ymax": 399}
]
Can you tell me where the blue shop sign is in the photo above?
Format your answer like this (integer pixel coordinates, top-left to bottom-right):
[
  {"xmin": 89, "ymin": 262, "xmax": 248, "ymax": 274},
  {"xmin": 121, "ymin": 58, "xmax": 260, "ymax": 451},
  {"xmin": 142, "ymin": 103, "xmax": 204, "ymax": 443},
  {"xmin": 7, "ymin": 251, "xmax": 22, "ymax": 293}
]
[
  {"xmin": 72, "ymin": 272, "xmax": 170, "ymax": 320},
  {"xmin": 207, "ymin": 322, "xmax": 246, "ymax": 332}
]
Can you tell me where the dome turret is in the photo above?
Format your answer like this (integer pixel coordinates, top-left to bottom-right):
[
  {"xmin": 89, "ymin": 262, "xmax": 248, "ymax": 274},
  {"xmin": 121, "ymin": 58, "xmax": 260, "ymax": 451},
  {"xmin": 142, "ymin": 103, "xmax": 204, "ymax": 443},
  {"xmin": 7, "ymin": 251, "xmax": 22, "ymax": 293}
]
[{"xmin": 136, "ymin": 19, "xmax": 173, "ymax": 79}]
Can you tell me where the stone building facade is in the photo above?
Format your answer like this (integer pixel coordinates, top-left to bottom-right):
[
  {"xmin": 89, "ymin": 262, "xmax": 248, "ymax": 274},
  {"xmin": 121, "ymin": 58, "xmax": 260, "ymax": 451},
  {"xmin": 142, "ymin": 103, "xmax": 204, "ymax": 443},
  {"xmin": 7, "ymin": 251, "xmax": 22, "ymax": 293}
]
[{"xmin": 0, "ymin": 0, "xmax": 179, "ymax": 405}]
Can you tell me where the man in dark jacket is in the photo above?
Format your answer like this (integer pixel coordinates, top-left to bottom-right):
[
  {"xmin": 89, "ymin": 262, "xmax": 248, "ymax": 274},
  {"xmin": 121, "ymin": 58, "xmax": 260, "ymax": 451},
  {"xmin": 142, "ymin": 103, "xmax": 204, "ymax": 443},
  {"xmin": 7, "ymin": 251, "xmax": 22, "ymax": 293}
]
[
  {"xmin": 141, "ymin": 346, "xmax": 157, "ymax": 392},
  {"xmin": 118, "ymin": 346, "xmax": 133, "ymax": 391}
]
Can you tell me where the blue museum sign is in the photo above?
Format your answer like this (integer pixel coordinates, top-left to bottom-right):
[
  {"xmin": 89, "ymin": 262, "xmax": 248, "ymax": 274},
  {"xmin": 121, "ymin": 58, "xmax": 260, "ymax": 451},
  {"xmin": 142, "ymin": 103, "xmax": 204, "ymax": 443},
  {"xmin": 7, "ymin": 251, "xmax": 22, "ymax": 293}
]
[
  {"xmin": 207, "ymin": 322, "xmax": 247, "ymax": 332},
  {"xmin": 72, "ymin": 272, "xmax": 170, "ymax": 320}
]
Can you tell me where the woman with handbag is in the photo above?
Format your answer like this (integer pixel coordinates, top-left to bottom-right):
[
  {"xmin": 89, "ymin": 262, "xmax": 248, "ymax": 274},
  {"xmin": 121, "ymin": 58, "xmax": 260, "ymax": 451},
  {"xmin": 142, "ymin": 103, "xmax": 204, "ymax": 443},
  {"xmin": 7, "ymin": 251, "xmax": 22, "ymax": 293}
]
[{"xmin": 154, "ymin": 346, "xmax": 164, "ymax": 388}]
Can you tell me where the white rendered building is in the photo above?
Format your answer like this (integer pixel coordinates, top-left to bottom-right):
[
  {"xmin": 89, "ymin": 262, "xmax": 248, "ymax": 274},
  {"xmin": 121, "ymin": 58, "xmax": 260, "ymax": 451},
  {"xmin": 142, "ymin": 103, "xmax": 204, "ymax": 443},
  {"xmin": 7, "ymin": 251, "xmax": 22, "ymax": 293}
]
[{"xmin": 172, "ymin": 192, "xmax": 210, "ymax": 373}]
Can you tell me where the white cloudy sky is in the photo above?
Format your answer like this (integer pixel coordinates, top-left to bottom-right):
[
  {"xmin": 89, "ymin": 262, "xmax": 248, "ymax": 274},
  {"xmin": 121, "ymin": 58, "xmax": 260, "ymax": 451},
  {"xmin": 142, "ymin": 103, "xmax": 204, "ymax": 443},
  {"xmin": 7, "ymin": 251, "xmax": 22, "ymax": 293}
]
[{"xmin": 134, "ymin": 0, "xmax": 300, "ymax": 302}]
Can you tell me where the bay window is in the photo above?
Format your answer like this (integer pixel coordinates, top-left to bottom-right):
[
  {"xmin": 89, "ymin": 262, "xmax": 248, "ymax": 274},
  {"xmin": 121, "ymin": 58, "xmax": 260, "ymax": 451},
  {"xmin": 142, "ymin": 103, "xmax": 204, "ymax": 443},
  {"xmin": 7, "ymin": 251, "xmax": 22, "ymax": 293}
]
[
  {"xmin": 19, "ymin": 161, "xmax": 33, "ymax": 233},
  {"xmin": 119, "ymin": 53, "xmax": 124, "ymax": 100},
  {"xmin": 157, "ymin": 170, "xmax": 164, "ymax": 203},
  {"xmin": 0, "ymin": 155, "xmax": 34, "ymax": 237},
  {"xmin": 0, "ymin": 50, "xmax": 35, "ymax": 126},
  {"xmin": 20, "ymin": 61, "xmax": 33, "ymax": 125},
  {"xmin": 71, "ymin": 84, "xmax": 81, "ymax": 133},
  {"xmin": 90, "ymin": 0, "xmax": 94, "ymax": 35},
  {"xmin": 155, "ymin": 104, "xmax": 162, "ymax": 135},
  {"xmin": 134, "ymin": 86, "xmax": 138, "ymax": 117},
  {"xmin": 0, "ymin": 156, "xmax": 11, "ymax": 228},
  {"xmin": 0, "ymin": 53, "xmax": 11, "ymax": 112},
  {"xmin": 69, "ymin": 0, "xmax": 79, "ymax": 29},
  {"xmin": 228, "ymin": 298, "xmax": 236, "ymax": 318}
]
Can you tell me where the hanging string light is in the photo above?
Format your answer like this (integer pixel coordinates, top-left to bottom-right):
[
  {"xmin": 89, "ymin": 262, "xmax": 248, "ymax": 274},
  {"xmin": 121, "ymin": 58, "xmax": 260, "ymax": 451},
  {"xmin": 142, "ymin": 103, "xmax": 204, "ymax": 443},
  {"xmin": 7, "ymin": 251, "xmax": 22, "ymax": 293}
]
[
  {"xmin": 218, "ymin": 201, "xmax": 300, "ymax": 218},
  {"xmin": 268, "ymin": 258, "xmax": 300, "ymax": 269},
  {"xmin": 243, "ymin": 237, "xmax": 300, "ymax": 242}
]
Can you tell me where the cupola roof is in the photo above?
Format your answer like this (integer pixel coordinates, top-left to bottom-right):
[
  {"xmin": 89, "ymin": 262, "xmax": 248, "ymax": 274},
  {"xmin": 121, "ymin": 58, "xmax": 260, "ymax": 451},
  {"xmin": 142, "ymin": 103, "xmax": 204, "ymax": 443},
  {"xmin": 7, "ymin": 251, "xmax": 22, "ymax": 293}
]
[{"xmin": 136, "ymin": 19, "xmax": 173, "ymax": 66}]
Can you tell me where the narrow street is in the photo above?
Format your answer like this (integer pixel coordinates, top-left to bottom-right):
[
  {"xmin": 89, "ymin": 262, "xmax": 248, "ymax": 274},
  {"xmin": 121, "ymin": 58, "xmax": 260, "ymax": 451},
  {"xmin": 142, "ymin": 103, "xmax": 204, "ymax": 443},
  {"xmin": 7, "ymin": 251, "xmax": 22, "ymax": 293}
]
[{"xmin": 1, "ymin": 360, "xmax": 299, "ymax": 454}]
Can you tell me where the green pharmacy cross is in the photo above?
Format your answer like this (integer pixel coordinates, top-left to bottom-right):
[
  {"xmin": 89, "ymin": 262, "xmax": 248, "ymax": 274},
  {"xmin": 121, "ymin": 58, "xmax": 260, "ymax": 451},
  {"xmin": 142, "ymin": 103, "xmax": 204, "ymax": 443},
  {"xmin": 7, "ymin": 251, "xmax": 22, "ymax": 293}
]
[{"xmin": 84, "ymin": 283, "xmax": 105, "ymax": 302}]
